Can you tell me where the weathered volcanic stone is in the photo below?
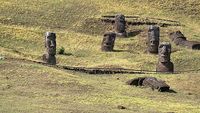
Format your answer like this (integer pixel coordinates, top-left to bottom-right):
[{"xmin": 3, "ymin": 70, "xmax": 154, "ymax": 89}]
[
  {"xmin": 169, "ymin": 31, "xmax": 200, "ymax": 50},
  {"xmin": 184, "ymin": 41, "xmax": 200, "ymax": 50},
  {"xmin": 169, "ymin": 31, "xmax": 186, "ymax": 45},
  {"xmin": 147, "ymin": 25, "xmax": 160, "ymax": 53},
  {"xmin": 101, "ymin": 32, "xmax": 116, "ymax": 52},
  {"xmin": 142, "ymin": 77, "xmax": 170, "ymax": 92},
  {"xmin": 156, "ymin": 62, "xmax": 174, "ymax": 73},
  {"xmin": 127, "ymin": 77, "xmax": 170, "ymax": 92},
  {"xmin": 126, "ymin": 77, "xmax": 146, "ymax": 86},
  {"xmin": 43, "ymin": 32, "xmax": 56, "ymax": 65},
  {"xmin": 43, "ymin": 54, "xmax": 56, "ymax": 65},
  {"xmin": 114, "ymin": 14, "xmax": 127, "ymax": 37},
  {"xmin": 156, "ymin": 42, "xmax": 174, "ymax": 73}
]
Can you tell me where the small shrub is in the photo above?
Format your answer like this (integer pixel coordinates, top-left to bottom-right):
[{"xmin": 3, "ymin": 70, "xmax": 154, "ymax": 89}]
[{"xmin": 58, "ymin": 46, "xmax": 65, "ymax": 55}]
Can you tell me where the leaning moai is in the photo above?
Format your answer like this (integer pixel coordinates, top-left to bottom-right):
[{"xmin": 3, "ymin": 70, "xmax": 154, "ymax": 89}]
[
  {"xmin": 156, "ymin": 42, "xmax": 174, "ymax": 73},
  {"xmin": 169, "ymin": 31, "xmax": 200, "ymax": 50},
  {"xmin": 101, "ymin": 32, "xmax": 116, "ymax": 52},
  {"xmin": 114, "ymin": 14, "xmax": 127, "ymax": 37},
  {"xmin": 169, "ymin": 31, "xmax": 186, "ymax": 46},
  {"xmin": 147, "ymin": 25, "xmax": 160, "ymax": 54},
  {"xmin": 42, "ymin": 32, "xmax": 56, "ymax": 65}
]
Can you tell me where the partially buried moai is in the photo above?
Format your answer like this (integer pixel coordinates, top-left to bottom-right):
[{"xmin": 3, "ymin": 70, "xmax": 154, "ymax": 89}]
[
  {"xmin": 147, "ymin": 25, "xmax": 160, "ymax": 54},
  {"xmin": 126, "ymin": 77, "xmax": 170, "ymax": 92},
  {"xmin": 156, "ymin": 42, "xmax": 174, "ymax": 73},
  {"xmin": 169, "ymin": 31, "xmax": 200, "ymax": 50},
  {"xmin": 114, "ymin": 14, "xmax": 127, "ymax": 37},
  {"xmin": 43, "ymin": 32, "xmax": 56, "ymax": 65},
  {"xmin": 101, "ymin": 32, "xmax": 116, "ymax": 52}
]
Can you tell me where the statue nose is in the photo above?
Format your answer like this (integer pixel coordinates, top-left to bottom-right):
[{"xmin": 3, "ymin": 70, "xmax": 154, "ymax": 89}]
[
  {"xmin": 161, "ymin": 47, "xmax": 167, "ymax": 54},
  {"xmin": 151, "ymin": 40, "xmax": 156, "ymax": 45},
  {"xmin": 50, "ymin": 41, "xmax": 55, "ymax": 47}
]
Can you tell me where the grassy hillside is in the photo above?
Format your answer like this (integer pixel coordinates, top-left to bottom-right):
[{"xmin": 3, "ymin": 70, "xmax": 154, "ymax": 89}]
[
  {"xmin": 1, "ymin": 59, "xmax": 200, "ymax": 113},
  {"xmin": 0, "ymin": 0, "xmax": 200, "ymax": 113}
]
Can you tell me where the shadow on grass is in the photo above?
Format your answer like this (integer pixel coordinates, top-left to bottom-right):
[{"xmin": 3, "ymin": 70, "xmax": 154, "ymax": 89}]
[
  {"xmin": 113, "ymin": 50, "xmax": 129, "ymax": 52},
  {"xmin": 127, "ymin": 30, "xmax": 143, "ymax": 38},
  {"xmin": 162, "ymin": 89, "xmax": 177, "ymax": 93},
  {"xmin": 58, "ymin": 52, "xmax": 73, "ymax": 56}
]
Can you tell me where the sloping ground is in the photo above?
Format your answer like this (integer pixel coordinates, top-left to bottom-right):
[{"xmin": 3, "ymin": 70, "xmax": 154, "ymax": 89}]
[
  {"xmin": 0, "ymin": 0, "xmax": 200, "ymax": 71},
  {"xmin": 0, "ymin": 59, "xmax": 200, "ymax": 113},
  {"xmin": 0, "ymin": 0, "xmax": 200, "ymax": 112}
]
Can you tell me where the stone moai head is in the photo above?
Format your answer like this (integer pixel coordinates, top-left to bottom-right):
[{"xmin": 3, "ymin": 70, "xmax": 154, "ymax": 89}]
[
  {"xmin": 114, "ymin": 14, "xmax": 126, "ymax": 36},
  {"xmin": 169, "ymin": 31, "xmax": 186, "ymax": 45},
  {"xmin": 158, "ymin": 42, "xmax": 171, "ymax": 63},
  {"xmin": 101, "ymin": 32, "xmax": 116, "ymax": 51},
  {"xmin": 45, "ymin": 32, "xmax": 56, "ymax": 55},
  {"xmin": 169, "ymin": 31, "xmax": 186, "ymax": 41},
  {"xmin": 147, "ymin": 25, "xmax": 160, "ymax": 53}
]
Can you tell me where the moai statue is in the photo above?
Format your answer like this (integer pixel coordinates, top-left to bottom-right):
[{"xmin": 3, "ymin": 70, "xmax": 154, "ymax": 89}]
[
  {"xmin": 114, "ymin": 14, "xmax": 127, "ymax": 37},
  {"xmin": 147, "ymin": 25, "xmax": 160, "ymax": 54},
  {"xmin": 101, "ymin": 32, "xmax": 116, "ymax": 52},
  {"xmin": 169, "ymin": 31, "xmax": 200, "ymax": 50},
  {"xmin": 156, "ymin": 42, "xmax": 174, "ymax": 73},
  {"xmin": 169, "ymin": 31, "xmax": 186, "ymax": 46},
  {"xmin": 42, "ymin": 32, "xmax": 56, "ymax": 65},
  {"xmin": 126, "ymin": 77, "xmax": 170, "ymax": 92}
]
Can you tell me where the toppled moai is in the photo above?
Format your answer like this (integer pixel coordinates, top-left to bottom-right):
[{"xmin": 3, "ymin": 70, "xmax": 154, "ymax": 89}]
[
  {"xmin": 169, "ymin": 31, "xmax": 200, "ymax": 50},
  {"xmin": 147, "ymin": 25, "xmax": 160, "ymax": 53},
  {"xmin": 101, "ymin": 32, "xmax": 116, "ymax": 52},
  {"xmin": 114, "ymin": 14, "xmax": 127, "ymax": 37},
  {"xmin": 156, "ymin": 42, "xmax": 174, "ymax": 73},
  {"xmin": 42, "ymin": 32, "xmax": 56, "ymax": 65},
  {"xmin": 126, "ymin": 77, "xmax": 170, "ymax": 92}
]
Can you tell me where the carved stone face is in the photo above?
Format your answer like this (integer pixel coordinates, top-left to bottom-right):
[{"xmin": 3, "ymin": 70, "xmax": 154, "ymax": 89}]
[
  {"xmin": 101, "ymin": 32, "xmax": 116, "ymax": 51},
  {"xmin": 114, "ymin": 14, "xmax": 126, "ymax": 33},
  {"xmin": 158, "ymin": 43, "xmax": 171, "ymax": 63},
  {"xmin": 148, "ymin": 26, "xmax": 160, "ymax": 53},
  {"xmin": 45, "ymin": 32, "xmax": 56, "ymax": 55}
]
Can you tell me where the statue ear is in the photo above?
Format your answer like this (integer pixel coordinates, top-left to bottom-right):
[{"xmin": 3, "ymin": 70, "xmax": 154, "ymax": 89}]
[
  {"xmin": 168, "ymin": 45, "xmax": 172, "ymax": 52},
  {"xmin": 45, "ymin": 37, "xmax": 47, "ymax": 47}
]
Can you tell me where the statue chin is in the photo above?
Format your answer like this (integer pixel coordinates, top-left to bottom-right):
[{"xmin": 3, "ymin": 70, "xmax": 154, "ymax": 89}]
[
  {"xmin": 150, "ymin": 45, "xmax": 157, "ymax": 50},
  {"xmin": 48, "ymin": 49, "xmax": 56, "ymax": 55},
  {"xmin": 160, "ymin": 59, "xmax": 169, "ymax": 63}
]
